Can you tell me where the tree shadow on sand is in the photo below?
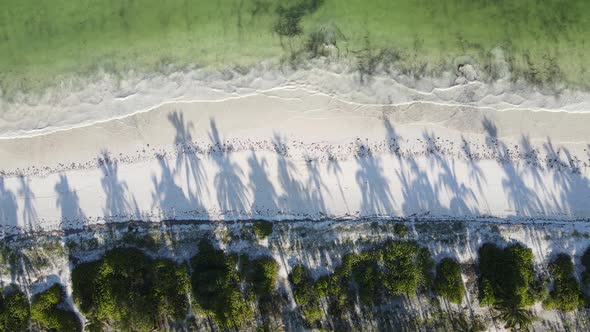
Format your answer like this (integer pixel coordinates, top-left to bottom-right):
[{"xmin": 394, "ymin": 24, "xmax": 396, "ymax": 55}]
[
  {"xmin": 273, "ymin": 134, "xmax": 327, "ymax": 219},
  {"xmin": 209, "ymin": 119, "xmax": 248, "ymax": 220},
  {"xmin": 247, "ymin": 151, "xmax": 279, "ymax": 217},
  {"xmin": 482, "ymin": 117, "xmax": 543, "ymax": 217},
  {"xmin": 168, "ymin": 111, "xmax": 208, "ymax": 211},
  {"xmin": 423, "ymin": 131, "xmax": 478, "ymax": 216},
  {"xmin": 0, "ymin": 178, "xmax": 18, "ymax": 232},
  {"xmin": 18, "ymin": 176, "xmax": 38, "ymax": 231},
  {"xmin": 99, "ymin": 151, "xmax": 139, "ymax": 222},
  {"xmin": 151, "ymin": 157, "xmax": 193, "ymax": 220},
  {"xmin": 54, "ymin": 174, "xmax": 86, "ymax": 228},
  {"xmin": 355, "ymin": 140, "xmax": 394, "ymax": 217}
]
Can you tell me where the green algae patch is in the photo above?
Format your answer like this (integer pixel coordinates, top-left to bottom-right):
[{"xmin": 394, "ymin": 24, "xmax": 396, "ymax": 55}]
[{"xmin": 1, "ymin": 0, "xmax": 589, "ymax": 96}]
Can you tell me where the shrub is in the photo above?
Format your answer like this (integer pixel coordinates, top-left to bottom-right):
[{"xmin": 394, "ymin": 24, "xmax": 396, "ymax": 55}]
[
  {"xmin": 393, "ymin": 223, "xmax": 409, "ymax": 237},
  {"xmin": 71, "ymin": 247, "xmax": 190, "ymax": 331},
  {"xmin": 31, "ymin": 284, "xmax": 81, "ymax": 332},
  {"xmin": 351, "ymin": 251, "xmax": 381, "ymax": 306},
  {"xmin": 434, "ymin": 258, "xmax": 465, "ymax": 304},
  {"xmin": 247, "ymin": 256, "xmax": 279, "ymax": 297},
  {"xmin": 289, "ymin": 264, "xmax": 322, "ymax": 325},
  {"xmin": 544, "ymin": 253, "xmax": 583, "ymax": 312},
  {"xmin": 190, "ymin": 240, "xmax": 253, "ymax": 329},
  {"xmin": 0, "ymin": 288, "xmax": 30, "ymax": 332},
  {"xmin": 382, "ymin": 241, "xmax": 433, "ymax": 296},
  {"xmin": 253, "ymin": 220, "xmax": 273, "ymax": 239},
  {"xmin": 478, "ymin": 243, "xmax": 537, "ymax": 307}
]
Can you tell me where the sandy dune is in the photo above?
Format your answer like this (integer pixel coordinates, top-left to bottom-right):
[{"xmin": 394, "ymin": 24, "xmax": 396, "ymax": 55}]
[{"xmin": 0, "ymin": 84, "xmax": 589, "ymax": 235}]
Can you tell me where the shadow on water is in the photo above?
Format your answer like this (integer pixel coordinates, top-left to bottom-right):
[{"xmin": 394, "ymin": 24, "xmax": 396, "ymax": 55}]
[{"xmin": 54, "ymin": 174, "xmax": 85, "ymax": 228}]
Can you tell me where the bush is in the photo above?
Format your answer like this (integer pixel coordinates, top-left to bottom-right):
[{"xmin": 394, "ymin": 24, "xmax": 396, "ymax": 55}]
[
  {"xmin": 71, "ymin": 247, "xmax": 190, "ymax": 331},
  {"xmin": 0, "ymin": 287, "xmax": 30, "ymax": 332},
  {"xmin": 289, "ymin": 264, "xmax": 322, "ymax": 325},
  {"xmin": 544, "ymin": 253, "xmax": 583, "ymax": 312},
  {"xmin": 478, "ymin": 243, "xmax": 538, "ymax": 307},
  {"xmin": 246, "ymin": 256, "xmax": 279, "ymax": 297},
  {"xmin": 312, "ymin": 240, "xmax": 433, "ymax": 321},
  {"xmin": 31, "ymin": 284, "xmax": 81, "ymax": 332},
  {"xmin": 351, "ymin": 251, "xmax": 381, "ymax": 306},
  {"xmin": 393, "ymin": 223, "xmax": 409, "ymax": 237},
  {"xmin": 382, "ymin": 241, "xmax": 433, "ymax": 296},
  {"xmin": 253, "ymin": 220, "xmax": 273, "ymax": 239},
  {"xmin": 190, "ymin": 240, "xmax": 253, "ymax": 329},
  {"xmin": 434, "ymin": 258, "xmax": 465, "ymax": 304}
]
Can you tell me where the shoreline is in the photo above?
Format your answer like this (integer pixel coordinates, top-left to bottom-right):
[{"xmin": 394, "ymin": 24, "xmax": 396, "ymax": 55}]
[{"xmin": 1, "ymin": 58, "xmax": 590, "ymax": 140}]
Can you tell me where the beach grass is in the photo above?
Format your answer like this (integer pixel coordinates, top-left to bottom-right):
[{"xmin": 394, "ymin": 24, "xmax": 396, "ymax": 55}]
[{"xmin": 1, "ymin": 0, "xmax": 588, "ymax": 96}]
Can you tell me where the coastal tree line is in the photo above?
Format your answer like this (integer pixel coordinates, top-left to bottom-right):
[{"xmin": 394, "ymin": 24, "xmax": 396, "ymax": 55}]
[{"xmin": 1, "ymin": 227, "xmax": 590, "ymax": 331}]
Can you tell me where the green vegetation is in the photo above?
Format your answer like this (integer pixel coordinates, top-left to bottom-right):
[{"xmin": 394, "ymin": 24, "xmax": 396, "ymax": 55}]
[
  {"xmin": 0, "ymin": 287, "xmax": 30, "ymax": 332},
  {"xmin": 30, "ymin": 284, "xmax": 80, "ymax": 332},
  {"xmin": 478, "ymin": 243, "xmax": 540, "ymax": 308},
  {"xmin": 275, "ymin": 0, "xmax": 324, "ymax": 38},
  {"xmin": 252, "ymin": 220, "xmax": 274, "ymax": 239},
  {"xmin": 71, "ymin": 247, "xmax": 190, "ymax": 331},
  {"xmin": 393, "ymin": 223, "xmax": 409, "ymax": 237},
  {"xmin": 382, "ymin": 241, "xmax": 433, "ymax": 296},
  {"xmin": 289, "ymin": 264, "xmax": 322, "ymax": 326},
  {"xmin": 242, "ymin": 255, "xmax": 280, "ymax": 297},
  {"xmin": 190, "ymin": 240, "xmax": 251, "ymax": 329},
  {"xmin": 290, "ymin": 240, "xmax": 432, "ymax": 326},
  {"xmin": 494, "ymin": 304, "xmax": 536, "ymax": 332},
  {"xmin": 190, "ymin": 240, "xmax": 280, "ymax": 329},
  {"xmin": 544, "ymin": 253, "xmax": 584, "ymax": 312},
  {"xmin": 434, "ymin": 258, "xmax": 464, "ymax": 304},
  {"xmin": 1, "ymin": 0, "xmax": 589, "ymax": 95},
  {"xmin": 478, "ymin": 243, "xmax": 541, "ymax": 331}
]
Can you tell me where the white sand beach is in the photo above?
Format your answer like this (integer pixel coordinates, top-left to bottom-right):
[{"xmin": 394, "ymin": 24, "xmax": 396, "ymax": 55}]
[{"xmin": 0, "ymin": 63, "xmax": 589, "ymax": 235}]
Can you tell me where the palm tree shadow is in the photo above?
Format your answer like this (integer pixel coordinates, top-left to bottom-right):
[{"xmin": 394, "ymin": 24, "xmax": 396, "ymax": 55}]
[
  {"xmin": 482, "ymin": 117, "xmax": 542, "ymax": 217},
  {"xmin": 273, "ymin": 134, "xmax": 311, "ymax": 217},
  {"xmin": 247, "ymin": 151, "xmax": 279, "ymax": 216},
  {"xmin": 0, "ymin": 178, "xmax": 18, "ymax": 231},
  {"xmin": 98, "ymin": 151, "xmax": 135, "ymax": 222},
  {"xmin": 54, "ymin": 174, "xmax": 86, "ymax": 228},
  {"xmin": 18, "ymin": 176, "xmax": 38, "ymax": 231},
  {"xmin": 326, "ymin": 149, "xmax": 349, "ymax": 213},
  {"xmin": 151, "ymin": 157, "xmax": 193, "ymax": 219},
  {"xmin": 168, "ymin": 111, "xmax": 208, "ymax": 211},
  {"xmin": 355, "ymin": 140, "xmax": 394, "ymax": 217},
  {"xmin": 209, "ymin": 119, "xmax": 248, "ymax": 220}
]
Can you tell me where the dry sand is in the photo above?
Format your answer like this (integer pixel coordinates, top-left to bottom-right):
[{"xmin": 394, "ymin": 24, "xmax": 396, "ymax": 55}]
[{"xmin": 0, "ymin": 62, "xmax": 589, "ymax": 235}]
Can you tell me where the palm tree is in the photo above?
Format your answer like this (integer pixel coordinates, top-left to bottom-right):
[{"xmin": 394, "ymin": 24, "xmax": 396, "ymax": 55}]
[{"xmin": 493, "ymin": 300, "xmax": 536, "ymax": 332}]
